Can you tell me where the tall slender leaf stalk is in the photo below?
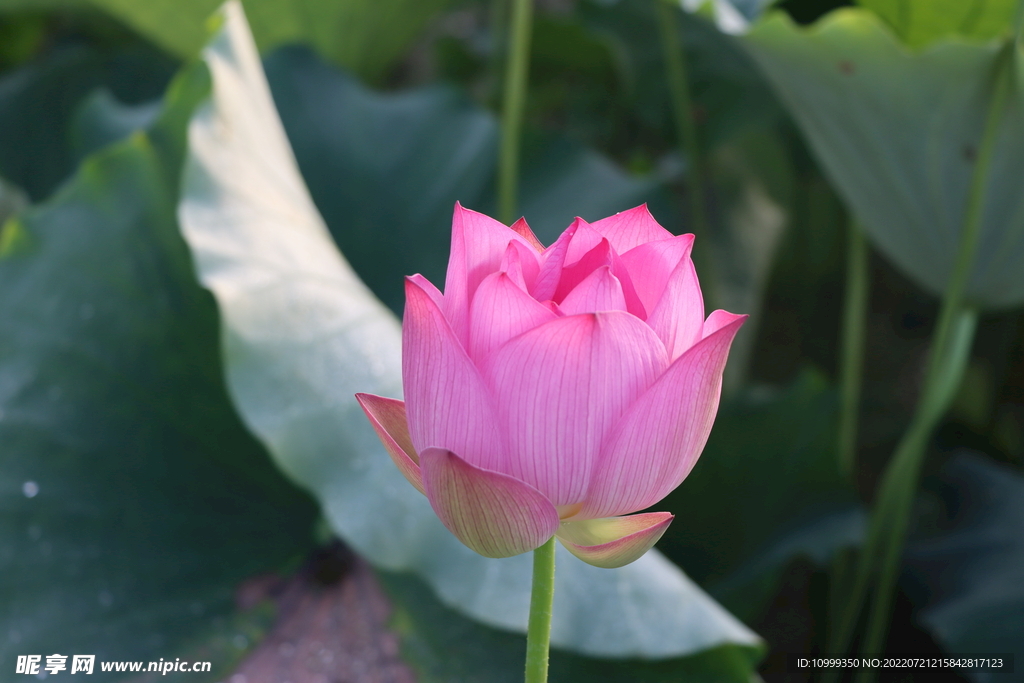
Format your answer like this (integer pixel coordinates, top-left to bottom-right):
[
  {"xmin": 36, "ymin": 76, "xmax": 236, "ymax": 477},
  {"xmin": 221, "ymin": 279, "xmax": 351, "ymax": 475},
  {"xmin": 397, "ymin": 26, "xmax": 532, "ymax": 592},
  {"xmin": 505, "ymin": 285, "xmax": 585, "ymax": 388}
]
[
  {"xmin": 838, "ymin": 220, "xmax": 870, "ymax": 479},
  {"xmin": 654, "ymin": 0, "xmax": 716, "ymax": 304},
  {"xmin": 498, "ymin": 0, "xmax": 534, "ymax": 225},
  {"xmin": 825, "ymin": 44, "xmax": 1014, "ymax": 683},
  {"xmin": 525, "ymin": 537, "xmax": 556, "ymax": 683}
]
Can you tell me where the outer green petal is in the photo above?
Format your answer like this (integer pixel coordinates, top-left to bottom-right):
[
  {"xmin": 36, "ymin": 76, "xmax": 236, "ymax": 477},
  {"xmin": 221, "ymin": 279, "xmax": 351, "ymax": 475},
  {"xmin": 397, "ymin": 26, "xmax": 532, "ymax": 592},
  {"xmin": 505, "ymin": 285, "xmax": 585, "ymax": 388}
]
[
  {"xmin": 556, "ymin": 512, "xmax": 674, "ymax": 569},
  {"xmin": 420, "ymin": 447, "xmax": 559, "ymax": 558}
]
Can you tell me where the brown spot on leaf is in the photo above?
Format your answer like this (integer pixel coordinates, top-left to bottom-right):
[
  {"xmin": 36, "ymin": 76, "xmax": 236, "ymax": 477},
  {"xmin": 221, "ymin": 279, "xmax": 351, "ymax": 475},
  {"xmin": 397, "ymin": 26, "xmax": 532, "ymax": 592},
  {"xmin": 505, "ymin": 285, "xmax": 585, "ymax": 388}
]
[
  {"xmin": 839, "ymin": 60, "xmax": 855, "ymax": 75},
  {"xmin": 963, "ymin": 145, "xmax": 977, "ymax": 163}
]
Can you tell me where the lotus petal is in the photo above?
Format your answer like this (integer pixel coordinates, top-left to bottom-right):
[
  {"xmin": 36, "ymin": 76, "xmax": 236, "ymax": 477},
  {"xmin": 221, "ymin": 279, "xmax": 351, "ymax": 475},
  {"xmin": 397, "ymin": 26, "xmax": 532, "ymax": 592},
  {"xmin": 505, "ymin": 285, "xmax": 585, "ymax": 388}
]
[
  {"xmin": 532, "ymin": 218, "xmax": 582, "ymax": 302},
  {"xmin": 509, "ymin": 216, "xmax": 545, "ymax": 252},
  {"xmin": 420, "ymin": 447, "xmax": 559, "ymax": 558},
  {"xmin": 355, "ymin": 394, "xmax": 423, "ymax": 494},
  {"xmin": 564, "ymin": 218, "xmax": 604, "ymax": 264},
  {"xmin": 581, "ymin": 314, "xmax": 746, "ymax": 519},
  {"xmin": 556, "ymin": 512, "xmax": 674, "ymax": 569},
  {"xmin": 443, "ymin": 203, "xmax": 536, "ymax": 344},
  {"xmin": 620, "ymin": 234, "xmax": 695, "ymax": 316},
  {"xmin": 403, "ymin": 276, "xmax": 507, "ymax": 472},
  {"xmin": 559, "ymin": 265, "xmax": 628, "ymax": 315},
  {"xmin": 555, "ymin": 239, "xmax": 646, "ymax": 318},
  {"xmin": 484, "ymin": 312, "xmax": 668, "ymax": 505},
  {"xmin": 499, "ymin": 240, "xmax": 541, "ymax": 293},
  {"xmin": 469, "ymin": 270, "xmax": 559, "ymax": 361},
  {"xmin": 646, "ymin": 255, "xmax": 704, "ymax": 360},
  {"xmin": 589, "ymin": 204, "xmax": 674, "ymax": 254}
]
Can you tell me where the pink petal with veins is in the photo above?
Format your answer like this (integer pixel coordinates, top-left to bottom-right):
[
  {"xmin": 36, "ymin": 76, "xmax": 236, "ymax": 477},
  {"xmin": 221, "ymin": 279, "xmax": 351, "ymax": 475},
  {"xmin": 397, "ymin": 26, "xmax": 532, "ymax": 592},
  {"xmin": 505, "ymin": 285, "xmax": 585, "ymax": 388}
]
[
  {"xmin": 589, "ymin": 204, "xmax": 674, "ymax": 254},
  {"xmin": 581, "ymin": 314, "xmax": 746, "ymax": 518},
  {"xmin": 356, "ymin": 394, "xmax": 423, "ymax": 494},
  {"xmin": 484, "ymin": 312, "xmax": 668, "ymax": 506},
  {"xmin": 509, "ymin": 217, "xmax": 545, "ymax": 252},
  {"xmin": 403, "ymin": 276, "xmax": 507, "ymax": 472},
  {"xmin": 531, "ymin": 219, "xmax": 580, "ymax": 302},
  {"xmin": 469, "ymin": 270, "xmax": 559, "ymax": 362},
  {"xmin": 443, "ymin": 203, "xmax": 537, "ymax": 345},
  {"xmin": 563, "ymin": 218, "xmax": 604, "ymax": 264},
  {"xmin": 499, "ymin": 241, "xmax": 541, "ymax": 292},
  {"xmin": 559, "ymin": 266, "xmax": 628, "ymax": 315},
  {"xmin": 645, "ymin": 255, "xmax": 705, "ymax": 360},
  {"xmin": 619, "ymin": 234, "xmax": 694, "ymax": 315},
  {"xmin": 555, "ymin": 239, "xmax": 646, "ymax": 319},
  {"xmin": 421, "ymin": 447, "xmax": 559, "ymax": 558}
]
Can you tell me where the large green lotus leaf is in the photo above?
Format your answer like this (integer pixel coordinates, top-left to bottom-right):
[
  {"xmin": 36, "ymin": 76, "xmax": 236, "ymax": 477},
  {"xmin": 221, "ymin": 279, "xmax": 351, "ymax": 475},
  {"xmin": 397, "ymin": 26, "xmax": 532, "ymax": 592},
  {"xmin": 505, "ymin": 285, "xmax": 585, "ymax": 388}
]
[
  {"xmin": 695, "ymin": 0, "xmax": 1022, "ymax": 42},
  {"xmin": 0, "ymin": 43, "xmax": 174, "ymax": 201},
  {"xmin": 0, "ymin": 176, "xmax": 28, "ymax": 224},
  {"xmin": 580, "ymin": 0, "xmax": 782, "ymax": 152},
  {"xmin": 380, "ymin": 571, "xmax": 761, "ymax": 682},
  {"xmin": 742, "ymin": 10, "xmax": 1024, "ymax": 310},
  {"xmin": 857, "ymin": 0, "xmax": 1017, "ymax": 49},
  {"xmin": 705, "ymin": 128, "xmax": 791, "ymax": 389},
  {"xmin": 0, "ymin": 0, "xmax": 81, "ymax": 9},
  {"xmin": 0, "ymin": 59, "xmax": 320, "ymax": 680},
  {"xmin": 657, "ymin": 370, "xmax": 862, "ymax": 622},
  {"xmin": 69, "ymin": 88, "xmax": 163, "ymax": 162},
  {"xmin": 513, "ymin": 131, "xmax": 666, "ymax": 244},
  {"xmin": 263, "ymin": 45, "xmax": 660, "ymax": 314},
  {"xmin": 0, "ymin": 0, "xmax": 451, "ymax": 81},
  {"xmin": 905, "ymin": 452, "xmax": 1024, "ymax": 670},
  {"xmin": 261, "ymin": 46, "xmax": 496, "ymax": 314},
  {"xmin": 84, "ymin": 0, "xmax": 450, "ymax": 82},
  {"xmin": 178, "ymin": 2, "xmax": 761, "ymax": 659}
]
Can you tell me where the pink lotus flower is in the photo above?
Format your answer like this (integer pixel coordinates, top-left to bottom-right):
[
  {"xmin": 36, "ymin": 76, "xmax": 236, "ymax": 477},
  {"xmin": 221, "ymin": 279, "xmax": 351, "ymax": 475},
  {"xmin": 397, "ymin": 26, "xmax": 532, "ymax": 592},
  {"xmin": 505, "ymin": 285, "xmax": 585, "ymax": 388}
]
[{"xmin": 357, "ymin": 204, "xmax": 745, "ymax": 568}]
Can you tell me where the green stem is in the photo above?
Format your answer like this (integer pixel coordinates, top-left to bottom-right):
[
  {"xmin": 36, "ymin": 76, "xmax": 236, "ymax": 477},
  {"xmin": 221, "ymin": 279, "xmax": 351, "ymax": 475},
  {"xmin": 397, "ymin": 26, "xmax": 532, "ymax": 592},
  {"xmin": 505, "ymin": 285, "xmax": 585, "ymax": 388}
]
[
  {"xmin": 851, "ymin": 310, "xmax": 976, "ymax": 683},
  {"xmin": 829, "ymin": 44, "xmax": 1013, "ymax": 683},
  {"xmin": 824, "ymin": 311, "xmax": 976, "ymax": 683},
  {"xmin": 525, "ymin": 536, "xmax": 556, "ymax": 683},
  {"xmin": 823, "ymin": 545, "xmax": 875, "ymax": 683},
  {"xmin": 654, "ymin": 0, "xmax": 715, "ymax": 304},
  {"xmin": 826, "ymin": 544, "xmax": 860, "ymax": 680},
  {"xmin": 498, "ymin": 0, "xmax": 534, "ymax": 225},
  {"xmin": 838, "ymin": 220, "xmax": 870, "ymax": 479}
]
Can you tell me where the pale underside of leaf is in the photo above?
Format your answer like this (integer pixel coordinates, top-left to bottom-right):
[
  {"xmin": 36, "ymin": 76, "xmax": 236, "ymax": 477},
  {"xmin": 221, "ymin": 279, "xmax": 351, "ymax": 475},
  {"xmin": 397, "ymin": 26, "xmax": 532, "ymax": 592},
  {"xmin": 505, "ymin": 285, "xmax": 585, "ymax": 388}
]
[{"xmin": 744, "ymin": 9, "xmax": 1024, "ymax": 309}]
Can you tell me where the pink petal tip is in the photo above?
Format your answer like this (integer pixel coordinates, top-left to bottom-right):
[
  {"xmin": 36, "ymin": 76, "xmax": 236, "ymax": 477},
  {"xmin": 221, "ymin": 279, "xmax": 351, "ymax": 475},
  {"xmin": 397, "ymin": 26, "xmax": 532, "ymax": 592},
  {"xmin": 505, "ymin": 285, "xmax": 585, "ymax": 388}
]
[{"xmin": 355, "ymin": 393, "xmax": 423, "ymax": 494}]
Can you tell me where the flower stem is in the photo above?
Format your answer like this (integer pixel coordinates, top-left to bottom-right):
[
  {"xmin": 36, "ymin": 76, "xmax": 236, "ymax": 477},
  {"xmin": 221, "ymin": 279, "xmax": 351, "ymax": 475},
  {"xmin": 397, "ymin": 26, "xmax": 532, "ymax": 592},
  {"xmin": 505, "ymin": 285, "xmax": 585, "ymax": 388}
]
[
  {"xmin": 498, "ymin": 0, "xmax": 534, "ymax": 225},
  {"xmin": 851, "ymin": 309, "xmax": 976, "ymax": 683},
  {"xmin": 525, "ymin": 536, "xmax": 556, "ymax": 683},
  {"xmin": 825, "ymin": 43, "xmax": 1012, "ymax": 683},
  {"xmin": 654, "ymin": 0, "xmax": 716, "ymax": 306},
  {"xmin": 838, "ymin": 219, "xmax": 869, "ymax": 479}
]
